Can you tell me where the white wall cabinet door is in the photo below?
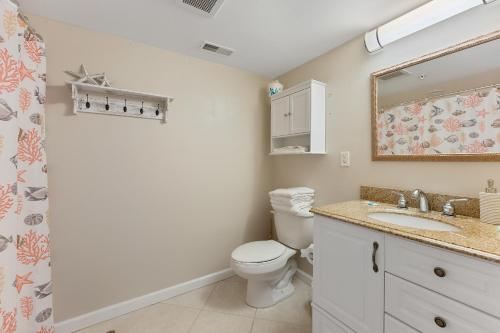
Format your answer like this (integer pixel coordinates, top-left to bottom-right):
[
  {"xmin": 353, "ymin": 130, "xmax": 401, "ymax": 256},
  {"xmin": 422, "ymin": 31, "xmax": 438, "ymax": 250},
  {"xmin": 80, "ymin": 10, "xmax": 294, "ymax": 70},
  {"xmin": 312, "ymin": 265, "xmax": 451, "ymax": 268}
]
[
  {"xmin": 289, "ymin": 88, "xmax": 311, "ymax": 134},
  {"xmin": 313, "ymin": 216, "xmax": 384, "ymax": 333},
  {"xmin": 271, "ymin": 96, "xmax": 290, "ymax": 137}
]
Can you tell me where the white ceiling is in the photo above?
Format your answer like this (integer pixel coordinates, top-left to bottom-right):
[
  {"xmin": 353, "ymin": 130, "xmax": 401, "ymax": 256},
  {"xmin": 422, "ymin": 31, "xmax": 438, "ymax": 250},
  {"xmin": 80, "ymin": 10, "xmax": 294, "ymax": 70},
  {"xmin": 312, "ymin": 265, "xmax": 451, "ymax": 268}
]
[{"xmin": 21, "ymin": 0, "xmax": 429, "ymax": 78}]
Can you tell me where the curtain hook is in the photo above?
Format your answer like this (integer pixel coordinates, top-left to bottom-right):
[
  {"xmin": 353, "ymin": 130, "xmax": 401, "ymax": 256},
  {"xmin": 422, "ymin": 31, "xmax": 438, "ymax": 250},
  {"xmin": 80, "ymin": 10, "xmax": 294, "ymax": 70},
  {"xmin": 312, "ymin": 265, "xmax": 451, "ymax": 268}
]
[
  {"xmin": 105, "ymin": 96, "xmax": 110, "ymax": 111},
  {"xmin": 85, "ymin": 94, "xmax": 90, "ymax": 109},
  {"xmin": 123, "ymin": 99, "xmax": 127, "ymax": 112},
  {"xmin": 155, "ymin": 104, "xmax": 160, "ymax": 116},
  {"xmin": 140, "ymin": 101, "xmax": 144, "ymax": 114}
]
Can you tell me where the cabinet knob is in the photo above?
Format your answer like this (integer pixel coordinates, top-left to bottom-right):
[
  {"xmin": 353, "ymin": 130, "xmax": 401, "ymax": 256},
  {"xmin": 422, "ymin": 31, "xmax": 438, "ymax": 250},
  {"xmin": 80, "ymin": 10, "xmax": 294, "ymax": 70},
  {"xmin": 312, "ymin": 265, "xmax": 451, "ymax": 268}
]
[
  {"xmin": 434, "ymin": 267, "xmax": 446, "ymax": 278},
  {"xmin": 284, "ymin": 113, "xmax": 288, "ymax": 117},
  {"xmin": 434, "ymin": 317, "xmax": 447, "ymax": 328}
]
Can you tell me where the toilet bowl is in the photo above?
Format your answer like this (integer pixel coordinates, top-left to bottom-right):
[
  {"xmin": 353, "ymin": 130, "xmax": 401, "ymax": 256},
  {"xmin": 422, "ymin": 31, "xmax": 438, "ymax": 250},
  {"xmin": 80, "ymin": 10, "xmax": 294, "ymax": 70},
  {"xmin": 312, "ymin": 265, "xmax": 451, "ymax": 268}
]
[
  {"xmin": 231, "ymin": 240, "xmax": 297, "ymax": 308},
  {"xmin": 231, "ymin": 205, "xmax": 314, "ymax": 308}
]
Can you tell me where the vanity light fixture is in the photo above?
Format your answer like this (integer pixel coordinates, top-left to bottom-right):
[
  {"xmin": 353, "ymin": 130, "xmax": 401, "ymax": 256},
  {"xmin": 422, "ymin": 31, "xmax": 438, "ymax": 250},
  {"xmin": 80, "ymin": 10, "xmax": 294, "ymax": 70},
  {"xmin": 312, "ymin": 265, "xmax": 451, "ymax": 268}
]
[{"xmin": 364, "ymin": 0, "xmax": 497, "ymax": 53}]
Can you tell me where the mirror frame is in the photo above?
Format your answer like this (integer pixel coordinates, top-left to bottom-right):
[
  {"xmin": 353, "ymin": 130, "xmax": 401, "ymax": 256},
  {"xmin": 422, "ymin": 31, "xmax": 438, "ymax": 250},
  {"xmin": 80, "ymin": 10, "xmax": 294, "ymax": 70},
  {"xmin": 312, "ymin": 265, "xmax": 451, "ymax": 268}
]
[{"xmin": 371, "ymin": 29, "xmax": 500, "ymax": 162}]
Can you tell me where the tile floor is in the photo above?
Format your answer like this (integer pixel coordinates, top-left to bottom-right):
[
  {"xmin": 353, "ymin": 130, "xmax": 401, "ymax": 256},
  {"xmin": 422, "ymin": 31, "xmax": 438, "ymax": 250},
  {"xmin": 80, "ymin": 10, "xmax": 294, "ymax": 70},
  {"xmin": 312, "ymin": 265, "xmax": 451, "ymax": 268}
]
[{"xmin": 77, "ymin": 276, "xmax": 312, "ymax": 333}]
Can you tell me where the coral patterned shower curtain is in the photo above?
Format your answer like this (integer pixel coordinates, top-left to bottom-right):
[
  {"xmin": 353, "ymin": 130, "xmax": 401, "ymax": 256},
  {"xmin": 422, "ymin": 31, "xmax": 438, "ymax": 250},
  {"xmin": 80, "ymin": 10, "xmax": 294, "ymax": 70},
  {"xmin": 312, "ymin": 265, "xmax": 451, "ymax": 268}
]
[
  {"xmin": 0, "ymin": 1, "xmax": 53, "ymax": 332},
  {"xmin": 377, "ymin": 86, "xmax": 500, "ymax": 155}
]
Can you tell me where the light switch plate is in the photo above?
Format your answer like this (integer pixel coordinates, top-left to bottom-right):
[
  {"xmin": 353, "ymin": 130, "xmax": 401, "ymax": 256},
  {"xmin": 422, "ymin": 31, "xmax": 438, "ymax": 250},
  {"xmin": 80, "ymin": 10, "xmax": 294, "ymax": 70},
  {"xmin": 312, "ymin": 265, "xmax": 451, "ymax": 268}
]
[{"xmin": 340, "ymin": 151, "xmax": 350, "ymax": 167}]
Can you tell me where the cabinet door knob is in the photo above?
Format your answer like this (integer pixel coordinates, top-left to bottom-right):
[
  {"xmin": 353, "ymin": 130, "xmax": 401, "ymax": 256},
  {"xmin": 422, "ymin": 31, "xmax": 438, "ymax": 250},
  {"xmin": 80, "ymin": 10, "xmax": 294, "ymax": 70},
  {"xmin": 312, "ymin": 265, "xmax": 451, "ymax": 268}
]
[
  {"xmin": 434, "ymin": 317, "xmax": 447, "ymax": 328},
  {"xmin": 372, "ymin": 242, "xmax": 379, "ymax": 273},
  {"xmin": 284, "ymin": 113, "xmax": 288, "ymax": 117},
  {"xmin": 434, "ymin": 267, "xmax": 446, "ymax": 278}
]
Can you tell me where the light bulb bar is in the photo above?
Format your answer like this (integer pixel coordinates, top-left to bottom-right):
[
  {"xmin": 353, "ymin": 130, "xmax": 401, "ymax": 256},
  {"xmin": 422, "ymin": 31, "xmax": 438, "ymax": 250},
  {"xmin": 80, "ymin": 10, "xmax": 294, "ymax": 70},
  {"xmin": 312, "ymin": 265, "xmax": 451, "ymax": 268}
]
[{"xmin": 364, "ymin": 0, "xmax": 496, "ymax": 53}]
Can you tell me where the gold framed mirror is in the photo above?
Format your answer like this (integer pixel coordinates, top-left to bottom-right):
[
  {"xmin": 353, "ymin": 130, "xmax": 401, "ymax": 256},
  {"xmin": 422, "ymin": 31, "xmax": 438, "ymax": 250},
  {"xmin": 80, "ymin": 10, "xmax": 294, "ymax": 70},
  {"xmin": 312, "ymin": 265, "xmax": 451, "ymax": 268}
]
[{"xmin": 371, "ymin": 30, "xmax": 500, "ymax": 161}]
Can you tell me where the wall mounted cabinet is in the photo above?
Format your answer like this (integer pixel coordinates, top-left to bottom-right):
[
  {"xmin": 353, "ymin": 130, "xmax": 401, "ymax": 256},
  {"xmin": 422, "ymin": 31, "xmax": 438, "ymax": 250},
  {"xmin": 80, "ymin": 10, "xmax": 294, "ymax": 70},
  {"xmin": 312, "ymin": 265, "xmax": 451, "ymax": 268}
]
[{"xmin": 270, "ymin": 80, "xmax": 326, "ymax": 155}]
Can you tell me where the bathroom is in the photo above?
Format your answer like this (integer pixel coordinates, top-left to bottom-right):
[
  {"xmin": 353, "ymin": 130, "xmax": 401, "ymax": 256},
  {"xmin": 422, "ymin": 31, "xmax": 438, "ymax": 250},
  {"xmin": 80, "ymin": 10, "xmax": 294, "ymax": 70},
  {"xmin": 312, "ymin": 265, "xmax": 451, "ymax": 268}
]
[{"xmin": 0, "ymin": 0, "xmax": 499, "ymax": 332}]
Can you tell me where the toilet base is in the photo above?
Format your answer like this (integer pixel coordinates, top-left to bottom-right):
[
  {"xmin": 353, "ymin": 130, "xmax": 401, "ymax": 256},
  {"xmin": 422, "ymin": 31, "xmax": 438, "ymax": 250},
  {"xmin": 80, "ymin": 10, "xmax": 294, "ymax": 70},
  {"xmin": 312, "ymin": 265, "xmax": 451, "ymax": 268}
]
[{"xmin": 246, "ymin": 259, "xmax": 297, "ymax": 308}]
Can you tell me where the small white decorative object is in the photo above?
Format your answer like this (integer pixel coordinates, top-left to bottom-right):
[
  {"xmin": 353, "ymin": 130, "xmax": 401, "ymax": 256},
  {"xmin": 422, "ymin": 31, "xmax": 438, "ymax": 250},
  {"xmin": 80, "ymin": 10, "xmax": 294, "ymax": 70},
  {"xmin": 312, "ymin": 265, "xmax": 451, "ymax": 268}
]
[
  {"xmin": 65, "ymin": 64, "xmax": 111, "ymax": 87},
  {"xmin": 268, "ymin": 80, "xmax": 284, "ymax": 97},
  {"xmin": 480, "ymin": 179, "xmax": 500, "ymax": 225}
]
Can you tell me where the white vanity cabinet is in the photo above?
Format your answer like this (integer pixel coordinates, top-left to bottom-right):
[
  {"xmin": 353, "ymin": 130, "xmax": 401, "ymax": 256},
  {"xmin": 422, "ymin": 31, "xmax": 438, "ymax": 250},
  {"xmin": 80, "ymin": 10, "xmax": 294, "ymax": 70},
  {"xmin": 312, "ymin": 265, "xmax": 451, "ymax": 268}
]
[
  {"xmin": 313, "ymin": 216, "xmax": 385, "ymax": 333},
  {"xmin": 270, "ymin": 80, "xmax": 326, "ymax": 154},
  {"xmin": 313, "ymin": 215, "xmax": 500, "ymax": 333}
]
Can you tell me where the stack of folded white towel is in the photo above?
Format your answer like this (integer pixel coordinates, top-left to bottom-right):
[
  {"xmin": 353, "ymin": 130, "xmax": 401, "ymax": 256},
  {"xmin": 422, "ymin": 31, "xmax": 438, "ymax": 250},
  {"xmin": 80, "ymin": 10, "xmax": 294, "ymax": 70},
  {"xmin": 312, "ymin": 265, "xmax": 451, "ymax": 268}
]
[
  {"xmin": 272, "ymin": 146, "xmax": 309, "ymax": 154},
  {"xmin": 269, "ymin": 187, "xmax": 315, "ymax": 217}
]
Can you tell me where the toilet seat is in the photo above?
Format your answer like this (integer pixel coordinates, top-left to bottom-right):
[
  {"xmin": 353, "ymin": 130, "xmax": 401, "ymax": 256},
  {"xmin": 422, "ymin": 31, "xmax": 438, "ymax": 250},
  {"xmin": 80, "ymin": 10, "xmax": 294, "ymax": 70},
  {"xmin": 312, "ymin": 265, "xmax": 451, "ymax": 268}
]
[
  {"xmin": 230, "ymin": 241, "xmax": 298, "ymax": 308},
  {"xmin": 231, "ymin": 241, "xmax": 296, "ymax": 277},
  {"xmin": 231, "ymin": 240, "xmax": 286, "ymax": 263}
]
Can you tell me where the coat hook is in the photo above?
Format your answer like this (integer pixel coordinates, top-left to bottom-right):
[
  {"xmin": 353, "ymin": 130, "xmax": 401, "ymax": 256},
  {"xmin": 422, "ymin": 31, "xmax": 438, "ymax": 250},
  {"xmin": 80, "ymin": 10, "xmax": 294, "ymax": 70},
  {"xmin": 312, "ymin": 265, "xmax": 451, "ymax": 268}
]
[
  {"xmin": 123, "ymin": 99, "xmax": 127, "ymax": 112},
  {"xmin": 155, "ymin": 104, "xmax": 160, "ymax": 116},
  {"xmin": 140, "ymin": 101, "xmax": 144, "ymax": 114},
  {"xmin": 105, "ymin": 96, "xmax": 110, "ymax": 111},
  {"xmin": 85, "ymin": 94, "xmax": 90, "ymax": 109}
]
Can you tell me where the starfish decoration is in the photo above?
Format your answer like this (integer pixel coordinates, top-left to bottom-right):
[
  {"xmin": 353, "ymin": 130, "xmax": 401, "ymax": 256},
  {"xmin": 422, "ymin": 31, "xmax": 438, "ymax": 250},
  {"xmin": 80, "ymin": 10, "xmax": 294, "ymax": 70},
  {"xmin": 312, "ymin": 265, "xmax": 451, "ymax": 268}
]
[
  {"xmin": 475, "ymin": 109, "xmax": 488, "ymax": 119},
  {"xmin": 65, "ymin": 64, "xmax": 111, "ymax": 87},
  {"xmin": 13, "ymin": 272, "xmax": 33, "ymax": 293},
  {"xmin": 19, "ymin": 61, "xmax": 35, "ymax": 82},
  {"xmin": 94, "ymin": 73, "xmax": 111, "ymax": 87}
]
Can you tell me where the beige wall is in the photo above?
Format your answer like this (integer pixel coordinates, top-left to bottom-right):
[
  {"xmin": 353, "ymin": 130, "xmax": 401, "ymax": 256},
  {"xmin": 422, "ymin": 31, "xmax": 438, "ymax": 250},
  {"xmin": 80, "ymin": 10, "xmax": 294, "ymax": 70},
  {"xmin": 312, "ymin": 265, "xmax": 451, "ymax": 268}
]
[
  {"xmin": 30, "ymin": 3, "xmax": 500, "ymax": 320},
  {"xmin": 27, "ymin": 15, "xmax": 272, "ymax": 322},
  {"xmin": 274, "ymin": 5, "xmax": 500, "ymax": 274}
]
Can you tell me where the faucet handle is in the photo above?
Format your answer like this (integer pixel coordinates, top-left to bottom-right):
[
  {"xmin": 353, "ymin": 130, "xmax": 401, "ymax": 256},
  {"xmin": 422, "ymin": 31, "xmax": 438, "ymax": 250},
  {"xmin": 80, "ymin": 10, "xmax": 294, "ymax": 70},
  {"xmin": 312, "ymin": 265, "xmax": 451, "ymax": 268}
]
[
  {"xmin": 442, "ymin": 198, "xmax": 468, "ymax": 217},
  {"xmin": 391, "ymin": 191, "xmax": 408, "ymax": 209},
  {"xmin": 411, "ymin": 189, "xmax": 425, "ymax": 199}
]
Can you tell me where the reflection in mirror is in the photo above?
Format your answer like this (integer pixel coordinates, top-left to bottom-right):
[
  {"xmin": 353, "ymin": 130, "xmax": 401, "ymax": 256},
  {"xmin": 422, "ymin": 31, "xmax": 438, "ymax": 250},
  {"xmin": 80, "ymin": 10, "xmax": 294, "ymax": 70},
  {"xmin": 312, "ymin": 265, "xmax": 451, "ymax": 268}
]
[{"xmin": 372, "ymin": 31, "xmax": 500, "ymax": 161}]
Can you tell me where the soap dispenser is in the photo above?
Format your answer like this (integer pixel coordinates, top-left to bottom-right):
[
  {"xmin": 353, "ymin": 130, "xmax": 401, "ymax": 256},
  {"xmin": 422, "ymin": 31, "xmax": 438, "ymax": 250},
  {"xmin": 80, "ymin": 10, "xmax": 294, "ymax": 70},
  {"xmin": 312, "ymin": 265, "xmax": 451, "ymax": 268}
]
[{"xmin": 479, "ymin": 179, "xmax": 500, "ymax": 225}]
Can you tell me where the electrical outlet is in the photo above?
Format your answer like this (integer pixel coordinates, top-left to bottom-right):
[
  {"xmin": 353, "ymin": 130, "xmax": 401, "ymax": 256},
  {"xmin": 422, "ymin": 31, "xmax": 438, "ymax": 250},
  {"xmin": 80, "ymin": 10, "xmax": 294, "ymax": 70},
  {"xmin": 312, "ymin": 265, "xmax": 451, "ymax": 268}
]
[{"xmin": 340, "ymin": 151, "xmax": 350, "ymax": 167}]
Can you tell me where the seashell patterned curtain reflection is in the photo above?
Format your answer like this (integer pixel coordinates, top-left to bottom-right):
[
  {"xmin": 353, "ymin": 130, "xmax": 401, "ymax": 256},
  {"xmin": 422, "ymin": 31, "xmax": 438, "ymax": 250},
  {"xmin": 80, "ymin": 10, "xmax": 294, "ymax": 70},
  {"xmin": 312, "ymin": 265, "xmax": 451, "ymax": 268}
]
[
  {"xmin": 377, "ymin": 86, "xmax": 500, "ymax": 156},
  {"xmin": 0, "ymin": 1, "xmax": 53, "ymax": 332}
]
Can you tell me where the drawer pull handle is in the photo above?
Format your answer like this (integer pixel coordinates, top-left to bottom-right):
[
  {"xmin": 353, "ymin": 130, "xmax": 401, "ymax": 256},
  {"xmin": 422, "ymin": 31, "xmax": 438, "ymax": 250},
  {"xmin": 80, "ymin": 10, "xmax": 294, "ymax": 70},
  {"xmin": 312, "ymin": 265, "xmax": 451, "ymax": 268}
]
[
  {"xmin": 372, "ymin": 242, "xmax": 379, "ymax": 273},
  {"xmin": 434, "ymin": 317, "xmax": 447, "ymax": 328},
  {"xmin": 434, "ymin": 267, "xmax": 446, "ymax": 278}
]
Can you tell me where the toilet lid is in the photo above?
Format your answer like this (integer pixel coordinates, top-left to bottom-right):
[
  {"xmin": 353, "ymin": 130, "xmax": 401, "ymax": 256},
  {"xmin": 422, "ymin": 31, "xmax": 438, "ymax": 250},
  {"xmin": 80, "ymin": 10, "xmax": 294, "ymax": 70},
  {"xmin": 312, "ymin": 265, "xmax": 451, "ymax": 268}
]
[{"xmin": 231, "ymin": 240, "xmax": 286, "ymax": 263}]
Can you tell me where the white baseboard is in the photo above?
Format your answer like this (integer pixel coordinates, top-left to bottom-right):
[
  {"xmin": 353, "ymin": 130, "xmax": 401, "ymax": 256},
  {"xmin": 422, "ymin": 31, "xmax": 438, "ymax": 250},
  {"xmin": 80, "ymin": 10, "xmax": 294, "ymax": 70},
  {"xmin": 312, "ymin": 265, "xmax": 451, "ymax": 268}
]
[
  {"xmin": 55, "ymin": 268, "xmax": 235, "ymax": 333},
  {"xmin": 296, "ymin": 269, "xmax": 313, "ymax": 286}
]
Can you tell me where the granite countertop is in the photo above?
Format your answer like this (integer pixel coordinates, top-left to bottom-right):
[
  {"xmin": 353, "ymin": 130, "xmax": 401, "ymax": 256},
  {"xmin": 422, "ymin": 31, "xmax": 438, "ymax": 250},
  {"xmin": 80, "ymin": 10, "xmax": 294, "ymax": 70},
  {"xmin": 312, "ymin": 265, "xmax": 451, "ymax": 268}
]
[{"xmin": 311, "ymin": 200, "xmax": 500, "ymax": 263}]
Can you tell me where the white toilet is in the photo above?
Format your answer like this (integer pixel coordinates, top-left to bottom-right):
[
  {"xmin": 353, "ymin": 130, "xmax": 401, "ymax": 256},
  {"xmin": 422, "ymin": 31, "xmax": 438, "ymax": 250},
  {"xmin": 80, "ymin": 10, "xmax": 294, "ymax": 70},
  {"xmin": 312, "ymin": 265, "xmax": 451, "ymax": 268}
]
[{"xmin": 230, "ymin": 209, "xmax": 313, "ymax": 308}]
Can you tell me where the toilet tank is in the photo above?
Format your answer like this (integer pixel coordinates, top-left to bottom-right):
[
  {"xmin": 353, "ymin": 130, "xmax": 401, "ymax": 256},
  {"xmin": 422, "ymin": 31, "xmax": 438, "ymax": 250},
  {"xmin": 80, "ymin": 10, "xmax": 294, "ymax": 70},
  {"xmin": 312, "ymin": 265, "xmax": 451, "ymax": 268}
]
[{"xmin": 273, "ymin": 210, "xmax": 313, "ymax": 249}]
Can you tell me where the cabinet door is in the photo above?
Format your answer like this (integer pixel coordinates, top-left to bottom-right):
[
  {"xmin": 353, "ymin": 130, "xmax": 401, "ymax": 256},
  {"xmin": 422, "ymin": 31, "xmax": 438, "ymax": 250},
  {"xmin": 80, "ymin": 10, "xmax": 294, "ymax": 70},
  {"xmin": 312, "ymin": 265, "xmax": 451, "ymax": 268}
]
[
  {"xmin": 313, "ymin": 216, "xmax": 384, "ymax": 333},
  {"xmin": 289, "ymin": 88, "xmax": 311, "ymax": 134},
  {"xmin": 271, "ymin": 96, "xmax": 290, "ymax": 137},
  {"xmin": 313, "ymin": 304, "xmax": 355, "ymax": 333}
]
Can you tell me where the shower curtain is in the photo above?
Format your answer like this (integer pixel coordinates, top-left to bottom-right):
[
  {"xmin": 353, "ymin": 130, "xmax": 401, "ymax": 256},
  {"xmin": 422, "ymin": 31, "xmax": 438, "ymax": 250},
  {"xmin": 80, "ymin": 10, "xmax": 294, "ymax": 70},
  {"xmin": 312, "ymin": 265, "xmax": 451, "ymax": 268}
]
[{"xmin": 0, "ymin": 1, "xmax": 53, "ymax": 332}]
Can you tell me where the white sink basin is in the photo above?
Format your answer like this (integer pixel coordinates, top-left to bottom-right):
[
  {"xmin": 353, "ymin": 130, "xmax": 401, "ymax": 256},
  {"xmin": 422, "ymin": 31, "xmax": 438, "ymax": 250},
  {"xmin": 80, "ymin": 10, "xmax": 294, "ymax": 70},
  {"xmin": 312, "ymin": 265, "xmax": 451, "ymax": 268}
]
[{"xmin": 367, "ymin": 212, "xmax": 460, "ymax": 232}]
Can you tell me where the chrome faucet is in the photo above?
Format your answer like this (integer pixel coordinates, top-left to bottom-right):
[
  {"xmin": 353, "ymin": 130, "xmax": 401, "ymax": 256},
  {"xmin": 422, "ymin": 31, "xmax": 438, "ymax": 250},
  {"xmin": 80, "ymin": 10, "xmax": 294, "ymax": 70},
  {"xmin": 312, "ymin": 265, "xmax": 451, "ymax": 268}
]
[
  {"xmin": 412, "ymin": 189, "xmax": 429, "ymax": 213},
  {"xmin": 391, "ymin": 191, "xmax": 408, "ymax": 209},
  {"xmin": 442, "ymin": 198, "xmax": 469, "ymax": 217}
]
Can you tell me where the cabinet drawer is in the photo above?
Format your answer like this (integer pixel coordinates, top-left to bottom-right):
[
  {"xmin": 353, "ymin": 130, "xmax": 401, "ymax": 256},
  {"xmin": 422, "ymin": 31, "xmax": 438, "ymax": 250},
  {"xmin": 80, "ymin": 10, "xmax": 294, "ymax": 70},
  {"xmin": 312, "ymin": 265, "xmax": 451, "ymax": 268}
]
[
  {"xmin": 385, "ymin": 314, "xmax": 418, "ymax": 333},
  {"xmin": 386, "ymin": 273, "xmax": 500, "ymax": 333},
  {"xmin": 312, "ymin": 304, "xmax": 355, "ymax": 333},
  {"xmin": 386, "ymin": 236, "xmax": 500, "ymax": 317}
]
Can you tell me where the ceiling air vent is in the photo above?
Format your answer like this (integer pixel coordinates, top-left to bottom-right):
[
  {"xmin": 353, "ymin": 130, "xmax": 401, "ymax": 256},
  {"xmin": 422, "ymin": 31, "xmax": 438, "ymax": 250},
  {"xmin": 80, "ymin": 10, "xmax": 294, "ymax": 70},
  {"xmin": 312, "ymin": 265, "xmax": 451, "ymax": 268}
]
[
  {"xmin": 379, "ymin": 69, "xmax": 411, "ymax": 81},
  {"xmin": 201, "ymin": 42, "xmax": 234, "ymax": 56},
  {"xmin": 179, "ymin": 0, "xmax": 225, "ymax": 17}
]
